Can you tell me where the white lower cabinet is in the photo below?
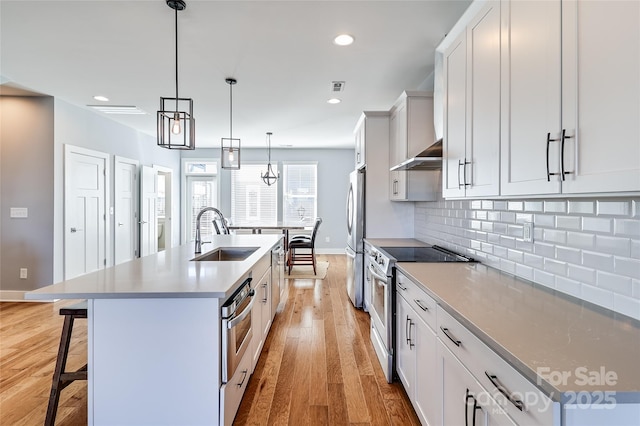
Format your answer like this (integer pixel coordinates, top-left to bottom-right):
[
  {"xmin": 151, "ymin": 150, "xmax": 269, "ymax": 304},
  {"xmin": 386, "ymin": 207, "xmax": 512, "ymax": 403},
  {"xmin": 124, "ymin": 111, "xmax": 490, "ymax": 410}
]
[
  {"xmin": 396, "ymin": 272, "xmax": 440, "ymax": 426},
  {"xmin": 251, "ymin": 266, "xmax": 272, "ymax": 371},
  {"xmin": 219, "ymin": 347, "xmax": 252, "ymax": 426},
  {"xmin": 440, "ymin": 340, "xmax": 516, "ymax": 426}
]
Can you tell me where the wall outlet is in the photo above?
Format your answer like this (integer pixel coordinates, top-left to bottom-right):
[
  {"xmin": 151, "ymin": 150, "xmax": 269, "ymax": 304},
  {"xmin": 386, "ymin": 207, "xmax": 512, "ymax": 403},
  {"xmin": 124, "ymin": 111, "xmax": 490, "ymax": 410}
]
[
  {"xmin": 325, "ymin": 237, "xmax": 330, "ymax": 243},
  {"xmin": 19, "ymin": 268, "xmax": 28, "ymax": 279},
  {"xmin": 523, "ymin": 222, "xmax": 534, "ymax": 242}
]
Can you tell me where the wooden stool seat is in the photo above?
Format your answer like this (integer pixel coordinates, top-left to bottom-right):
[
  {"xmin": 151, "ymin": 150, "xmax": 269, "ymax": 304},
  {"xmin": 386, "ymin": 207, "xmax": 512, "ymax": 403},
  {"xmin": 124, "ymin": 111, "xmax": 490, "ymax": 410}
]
[{"xmin": 45, "ymin": 301, "xmax": 87, "ymax": 426}]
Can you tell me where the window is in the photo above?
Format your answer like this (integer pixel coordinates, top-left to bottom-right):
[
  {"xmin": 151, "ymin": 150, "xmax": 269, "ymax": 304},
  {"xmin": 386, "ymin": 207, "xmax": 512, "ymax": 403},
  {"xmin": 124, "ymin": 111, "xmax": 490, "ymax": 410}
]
[
  {"xmin": 283, "ymin": 163, "xmax": 317, "ymax": 226},
  {"xmin": 231, "ymin": 164, "xmax": 278, "ymax": 225},
  {"xmin": 183, "ymin": 160, "xmax": 218, "ymax": 241}
]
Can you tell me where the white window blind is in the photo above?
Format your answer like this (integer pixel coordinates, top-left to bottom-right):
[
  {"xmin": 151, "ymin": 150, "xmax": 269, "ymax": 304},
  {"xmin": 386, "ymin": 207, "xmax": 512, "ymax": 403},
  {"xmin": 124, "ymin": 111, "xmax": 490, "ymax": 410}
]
[
  {"xmin": 283, "ymin": 163, "xmax": 317, "ymax": 226},
  {"xmin": 231, "ymin": 164, "xmax": 278, "ymax": 225}
]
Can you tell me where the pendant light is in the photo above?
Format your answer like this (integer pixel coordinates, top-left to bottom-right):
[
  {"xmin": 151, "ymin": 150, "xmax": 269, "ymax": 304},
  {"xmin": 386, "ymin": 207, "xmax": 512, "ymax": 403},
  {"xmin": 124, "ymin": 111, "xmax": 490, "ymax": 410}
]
[
  {"xmin": 221, "ymin": 78, "xmax": 240, "ymax": 169},
  {"xmin": 261, "ymin": 132, "xmax": 279, "ymax": 186},
  {"xmin": 157, "ymin": 0, "xmax": 195, "ymax": 150}
]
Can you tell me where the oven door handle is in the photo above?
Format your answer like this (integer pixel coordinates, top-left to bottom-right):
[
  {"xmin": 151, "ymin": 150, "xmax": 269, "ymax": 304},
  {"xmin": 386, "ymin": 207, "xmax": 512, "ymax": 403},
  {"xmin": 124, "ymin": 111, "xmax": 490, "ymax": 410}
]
[
  {"xmin": 227, "ymin": 290, "xmax": 256, "ymax": 329},
  {"xmin": 368, "ymin": 263, "xmax": 389, "ymax": 283}
]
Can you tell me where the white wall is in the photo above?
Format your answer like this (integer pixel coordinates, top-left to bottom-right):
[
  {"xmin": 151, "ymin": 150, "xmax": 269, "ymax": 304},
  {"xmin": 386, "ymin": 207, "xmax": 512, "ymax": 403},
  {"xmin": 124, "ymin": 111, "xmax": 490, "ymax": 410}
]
[
  {"xmin": 415, "ymin": 191, "xmax": 640, "ymax": 321},
  {"xmin": 52, "ymin": 99, "xmax": 181, "ymax": 283},
  {"xmin": 181, "ymin": 148, "xmax": 354, "ymax": 252}
]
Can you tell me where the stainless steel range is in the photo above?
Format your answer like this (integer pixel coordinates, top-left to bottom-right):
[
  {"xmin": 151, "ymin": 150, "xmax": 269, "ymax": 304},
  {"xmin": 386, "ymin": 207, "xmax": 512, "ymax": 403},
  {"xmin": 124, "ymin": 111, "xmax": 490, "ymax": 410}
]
[{"xmin": 367, "ymin": 245, "xmax": 473, "ymax": 383}]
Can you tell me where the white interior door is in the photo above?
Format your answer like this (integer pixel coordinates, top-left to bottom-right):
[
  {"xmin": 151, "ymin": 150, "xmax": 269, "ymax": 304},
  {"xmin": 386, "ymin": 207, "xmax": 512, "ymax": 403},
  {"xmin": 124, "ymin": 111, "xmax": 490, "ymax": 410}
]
[
  {"xmin": 140, "ymin": 165, "xmax": 158, "ymax": 257},
  {"xmin": 64, "ymin": 145, "xmax": 109, "ymax": 280},
  {"xmin": 154, "ymin": 165, "xmax": 173, "ymax": 251},
  {"xmin": 114, "ymin": 156, "xmax": 139, "ymax": 264}
]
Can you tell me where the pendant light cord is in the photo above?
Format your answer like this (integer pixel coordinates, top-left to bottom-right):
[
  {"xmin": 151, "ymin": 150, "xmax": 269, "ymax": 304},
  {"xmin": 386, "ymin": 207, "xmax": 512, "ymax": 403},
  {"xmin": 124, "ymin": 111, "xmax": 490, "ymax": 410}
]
[
  {"xmin": 174, "ymin": 6, "xmax": 179, "ymax": 111},
  {"xmin": 229, "ymin": 82, "xmax": 233, "ymax": 140}
]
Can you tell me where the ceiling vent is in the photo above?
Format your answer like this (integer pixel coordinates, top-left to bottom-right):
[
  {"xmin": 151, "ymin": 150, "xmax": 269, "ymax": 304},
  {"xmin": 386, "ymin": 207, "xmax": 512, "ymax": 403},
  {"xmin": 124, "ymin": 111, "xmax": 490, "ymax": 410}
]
[
  {"xmin": 330, "ymin": 81, "xmax": 345, "ymax": 92},
  {"xmin": 87, "ymin": 105, "xmax": 147, "ymax": 115}
]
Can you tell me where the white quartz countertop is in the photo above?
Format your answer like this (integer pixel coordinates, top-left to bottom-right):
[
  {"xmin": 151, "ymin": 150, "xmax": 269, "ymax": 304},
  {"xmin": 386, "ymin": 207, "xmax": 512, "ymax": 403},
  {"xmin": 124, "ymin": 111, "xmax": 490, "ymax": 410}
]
[
  {"xmin": 364, "ymin": 238, "xmax": 428, "ymax": 248},
  {"xmin": 397, "ymin": 262, "xmax": 640, "ymax": 398},
  {"xmin": 26, "ymin": 234, "xmax": 282, "ymax": 300}
]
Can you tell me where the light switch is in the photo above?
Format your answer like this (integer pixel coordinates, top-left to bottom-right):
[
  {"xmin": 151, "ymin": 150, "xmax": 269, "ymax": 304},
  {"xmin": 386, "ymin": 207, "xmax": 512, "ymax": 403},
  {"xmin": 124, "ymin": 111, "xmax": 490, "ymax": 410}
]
[
  {"xmin": 10, "ymin": 208, "xmax": 28, "ymax": 218},
  {"xmin": 523, "ymin": 222, "xmax": 534, "ymax": 242}
]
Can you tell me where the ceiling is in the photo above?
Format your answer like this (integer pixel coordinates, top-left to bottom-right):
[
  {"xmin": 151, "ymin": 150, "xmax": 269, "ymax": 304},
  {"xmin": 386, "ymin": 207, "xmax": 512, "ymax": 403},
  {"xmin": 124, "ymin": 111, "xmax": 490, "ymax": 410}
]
[{"xmin": 0, "ymin": 0, "xmax": 470, "ymax": 149}]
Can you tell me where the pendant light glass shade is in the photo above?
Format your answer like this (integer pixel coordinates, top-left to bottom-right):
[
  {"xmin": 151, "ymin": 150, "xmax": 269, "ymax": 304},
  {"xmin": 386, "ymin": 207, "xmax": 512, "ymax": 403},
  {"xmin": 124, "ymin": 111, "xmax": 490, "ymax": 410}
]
[
  {"xmin": 221, "ymin": 78, "xmax": 240, "ymax": 169},
  {"xmin": 157, "ymin": 0, "xmax": 195, "ymax": 150},
  {"xmin": 261, "ymin": 132, "xmax": 279, "ymax": 186}
]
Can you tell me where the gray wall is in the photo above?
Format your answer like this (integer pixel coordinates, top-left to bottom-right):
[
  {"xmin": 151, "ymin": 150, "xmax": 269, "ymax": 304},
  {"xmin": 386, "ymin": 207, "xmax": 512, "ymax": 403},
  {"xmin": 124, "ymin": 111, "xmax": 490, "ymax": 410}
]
[
  {"xmin": 52, "ymin": 99, "xmax": 181, "ymax": 282},
  {"xmin": 181, "ymin": 148, "xmax": 354, "ymax": 251},
  {"xmin": 415, "ymin": 191, "xmax": 640, "ymax": 321},
  {"xmin": 0, "ymin": 96, "xmax": 55, "ymax": 292}
]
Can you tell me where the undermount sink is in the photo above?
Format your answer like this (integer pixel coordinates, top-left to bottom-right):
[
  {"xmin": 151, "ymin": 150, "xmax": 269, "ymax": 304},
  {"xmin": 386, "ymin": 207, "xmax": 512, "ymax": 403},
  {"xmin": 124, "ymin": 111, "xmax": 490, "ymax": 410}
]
[{"xmin": 191, "ymin": 247, "xmax": 259, "ymax": 262}]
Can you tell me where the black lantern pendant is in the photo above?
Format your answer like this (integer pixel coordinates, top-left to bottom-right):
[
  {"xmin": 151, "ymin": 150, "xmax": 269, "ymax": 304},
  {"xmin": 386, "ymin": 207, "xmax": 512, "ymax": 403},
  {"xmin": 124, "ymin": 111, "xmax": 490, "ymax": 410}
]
[
  {"xmin": 221, "ymin": 78, "xmax": 240, "ymax": 169},
  {"xmin": 261, "ymin": 132, "xmax": 279, "ymax": 186},
  {"xmin": 157, "ymin": 0, "xmax": 195, "ymax": 150}
]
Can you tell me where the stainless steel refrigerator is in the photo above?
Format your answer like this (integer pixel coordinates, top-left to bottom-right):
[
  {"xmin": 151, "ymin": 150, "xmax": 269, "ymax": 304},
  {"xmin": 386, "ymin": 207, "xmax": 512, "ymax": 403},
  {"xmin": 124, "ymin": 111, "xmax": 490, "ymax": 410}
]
[{"xmin": 345, "ymin": 170, "xmax": 364, "ymax": 308}]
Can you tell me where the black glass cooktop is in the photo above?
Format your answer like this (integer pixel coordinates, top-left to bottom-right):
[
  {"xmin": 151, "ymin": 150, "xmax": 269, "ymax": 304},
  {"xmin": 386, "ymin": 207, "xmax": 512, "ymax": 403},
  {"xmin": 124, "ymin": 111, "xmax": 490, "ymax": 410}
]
[{"xmin": 380, "ymin": 245, "xmax": 473, "ymax": 263}]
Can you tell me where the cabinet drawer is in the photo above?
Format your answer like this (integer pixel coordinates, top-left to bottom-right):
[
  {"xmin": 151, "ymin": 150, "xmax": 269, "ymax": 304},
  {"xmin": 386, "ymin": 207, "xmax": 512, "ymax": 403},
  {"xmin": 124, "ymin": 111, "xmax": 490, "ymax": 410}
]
[
  {"xmin": 437, "ymin": 306, "xmax": 558, "ymax": 425},
  {"xmin": 220, "ymin": 349, "xmax": 252, "ymax": 426},
  {"xmin": 396, "ymin": 270, "xmax": 437, "ymax": 331}
]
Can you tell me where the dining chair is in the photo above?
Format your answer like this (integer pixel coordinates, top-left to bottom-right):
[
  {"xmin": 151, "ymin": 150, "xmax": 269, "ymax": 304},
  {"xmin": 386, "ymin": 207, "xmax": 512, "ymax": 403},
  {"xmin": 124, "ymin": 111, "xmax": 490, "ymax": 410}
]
[{"xmin": 288, "ymin": 217, "xmax": 322, "ymax": 274}]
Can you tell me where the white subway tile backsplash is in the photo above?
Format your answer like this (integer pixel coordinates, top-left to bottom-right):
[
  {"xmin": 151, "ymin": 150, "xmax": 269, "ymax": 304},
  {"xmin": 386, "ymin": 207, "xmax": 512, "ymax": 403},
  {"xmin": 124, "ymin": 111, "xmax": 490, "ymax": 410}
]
[
  {"xmin": 534, "ymin": 214, "xmax": 555, "ymax": 227},
  {"xmin": 515, "ymin": 264, "xmax": 534, "ymax": 281},
  {"xmin": 595, "ymin": 235, "xmax": 631, "ymax": 256},
  {"xmin": 597, "ymin": 200, "xmax": 630, "ymax": 216},
  {"xmin": 567, "ymin": 232, "xmax": 595, "ymax": 249},
  {"xmin": 415, "ymin": 196, "xmax": 640, "ymax": 320},
  {"xmin": 534, "ymin": 242, "xmax": 556, "ymax": 258},
  {"xmin": 556, "ymin": 216, "xmax": 581, "ymax": 230},
  {"xmin": 614, "ymin": 219, "xmax": 640, "ymax": 238},
  {"xmin": 582, "ymin": 217, "xmax": 612, "ymax": 233},
  {"xmin": 582, "ymin": 251, "xmax": 614, "ymax": 272},
  {"xmin": 524, "ymin": 201, "xmax": 544, "ymax": 212},
  {"xmin": 596, "ymin": 271, "xmax": 633, "ymax": 297},
  {"xmin": 544, "ymin": 200, "xmax": 567, "ymax": 213},
  {"xmin": 543, "ymin": 229, "xmax": 567, "ymax": 244},
  {"xmin": 508, "ymin": 201, "xmax": 523, "ymax": 211},
  {"xmin": 568, "ymin": 200, "xmax": 595, "ymax": 215},
  {"xmin": 581, "ymin": 284, "xmax": 614, "ymax": 310},
  {"xmin": 568, "ymin": 264, "xmax": 596, "ymax": 284},
  {"xmin": 614, "ymin": 257, "xmax": 640, "ymax": 280},
  {"xmin": 544, "ymin": 259, "xmax": 567, "ymax": 276},
  {"xmin": 555, "ymin": 277, "xmax": 582, "ymax": 299},
  {"xmin": 556, "ymin": 246, "xmax": 581, "ymax": 265},
  {"xmin": 494, "ymin": 201, "xmax": 507, "ymax": 211},
  {"xmin": 613, "ymin": 294, "xmax": 640, "ymax": 321},
  {"xmin": 534, "ymin": 269, "xmax": 556, "ymax": 288},
  {"xmin": 482, "ymin": 201, "xmax": 493, "ymax": 210}
]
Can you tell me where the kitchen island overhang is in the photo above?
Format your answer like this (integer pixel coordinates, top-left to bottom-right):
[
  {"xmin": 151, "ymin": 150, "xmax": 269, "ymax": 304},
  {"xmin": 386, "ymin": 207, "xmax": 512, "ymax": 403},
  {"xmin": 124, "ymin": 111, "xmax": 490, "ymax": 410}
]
[{"xmin": 26, "ymin": 234, "xmax": 282, "ymax": 426}]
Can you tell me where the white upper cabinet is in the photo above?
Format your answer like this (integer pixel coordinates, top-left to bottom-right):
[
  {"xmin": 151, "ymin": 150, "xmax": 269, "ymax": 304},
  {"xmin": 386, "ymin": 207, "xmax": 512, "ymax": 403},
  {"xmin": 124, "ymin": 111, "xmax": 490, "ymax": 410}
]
[
  {"xmin": 354, "ymin": 120, "xmax": 365, "ymax": 170},
  {"xmin": 501, "ymin": 0, "xmax": 640, "ymax": 196},
  {"xmin": 560, "ymin": 0, "xmax": 640, "ymax": 194},
  {"xmin": 442, "ymin": 1, "xmax": 501, "ymax": 199}
]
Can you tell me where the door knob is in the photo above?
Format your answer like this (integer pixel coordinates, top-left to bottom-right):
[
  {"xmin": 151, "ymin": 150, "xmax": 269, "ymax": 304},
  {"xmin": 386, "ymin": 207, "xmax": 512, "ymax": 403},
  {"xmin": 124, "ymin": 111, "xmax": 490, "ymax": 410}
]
[{"xmin": 118, "ymin": 222, "xmax": 124, "ymax": 227}]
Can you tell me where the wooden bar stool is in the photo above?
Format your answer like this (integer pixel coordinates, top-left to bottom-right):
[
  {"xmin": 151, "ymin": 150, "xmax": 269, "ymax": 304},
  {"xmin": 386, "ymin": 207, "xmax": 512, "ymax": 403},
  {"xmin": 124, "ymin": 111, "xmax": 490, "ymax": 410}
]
[{"xmin": 45, "ymin": 301, "xmax": 87, "ymax": 426}]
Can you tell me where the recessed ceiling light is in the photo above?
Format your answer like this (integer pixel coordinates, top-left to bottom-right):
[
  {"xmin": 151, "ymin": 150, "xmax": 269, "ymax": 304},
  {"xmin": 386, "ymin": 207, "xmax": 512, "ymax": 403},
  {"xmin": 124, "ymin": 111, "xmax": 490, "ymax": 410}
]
[
  {"xmin": 333, "ymin": 34, "xmax": 354, "ymax": 46},
  {"xmin": 327, "ymin": 98, "xmax": 341, "ymax": 104},
  {"xmin": 87, "ymin": 105, "xmax": 147, "ymax": 115},
  {"xmin": 93, "ymin": 95, "xmax": 109, "ymax": 102}
]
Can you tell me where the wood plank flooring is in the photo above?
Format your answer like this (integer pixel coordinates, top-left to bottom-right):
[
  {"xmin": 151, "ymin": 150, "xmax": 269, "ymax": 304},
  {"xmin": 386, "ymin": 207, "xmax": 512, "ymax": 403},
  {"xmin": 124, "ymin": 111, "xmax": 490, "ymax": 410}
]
[{"xmin": 0, "ymin": 254, "xmax": 420, "ymax": 425}]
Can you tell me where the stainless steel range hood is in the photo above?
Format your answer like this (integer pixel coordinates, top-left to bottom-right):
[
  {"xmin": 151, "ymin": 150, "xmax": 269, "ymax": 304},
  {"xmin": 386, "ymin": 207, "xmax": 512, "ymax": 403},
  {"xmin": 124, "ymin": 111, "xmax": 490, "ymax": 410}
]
[{"xmin": 389, "ymin": 140, "xmax": 442, "ymax": 171}]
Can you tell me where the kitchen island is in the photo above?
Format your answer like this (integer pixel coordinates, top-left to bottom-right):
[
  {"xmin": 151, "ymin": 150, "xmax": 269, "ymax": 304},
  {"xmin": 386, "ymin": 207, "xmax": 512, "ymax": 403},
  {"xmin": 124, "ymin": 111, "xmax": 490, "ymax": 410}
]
[{"xmin": 26, "ymin": 234, "xmax": 282, "ymax": 426}]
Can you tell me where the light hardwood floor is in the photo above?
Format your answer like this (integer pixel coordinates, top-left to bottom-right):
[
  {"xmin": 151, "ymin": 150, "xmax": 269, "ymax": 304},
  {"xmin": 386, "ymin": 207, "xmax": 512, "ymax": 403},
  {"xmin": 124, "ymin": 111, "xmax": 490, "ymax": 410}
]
[{"xmin": 0, "ymin": 254, "xmax": 420, "ymax": 425}]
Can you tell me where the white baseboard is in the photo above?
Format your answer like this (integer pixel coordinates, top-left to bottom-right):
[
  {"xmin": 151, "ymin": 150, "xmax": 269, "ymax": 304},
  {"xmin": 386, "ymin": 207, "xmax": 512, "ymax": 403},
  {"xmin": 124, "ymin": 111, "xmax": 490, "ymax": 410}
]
[
  {"xmin": 316, "ymin": 248, "xmax": 347, "ymax": 255},
  {"xmin": 0, "ymin": 290, "xmax": 54, "ymax": 302}
]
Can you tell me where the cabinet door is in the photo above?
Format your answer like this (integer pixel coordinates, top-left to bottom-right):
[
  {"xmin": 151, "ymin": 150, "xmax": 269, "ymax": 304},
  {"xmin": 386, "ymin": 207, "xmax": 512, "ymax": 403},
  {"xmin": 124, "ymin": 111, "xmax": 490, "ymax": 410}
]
[
  {"xmin": 390, "ymin": 170, "xmax": 407, "ymax": 201},
  {"xmin": 259, "ymin": 268, "xmax": 272, "ymax": 339},
  {"xmin": 392, "ymin": 102, "xmax": 408, "ymax": 165},
  {"xmin": 500, "ymin": 0, "xmax": 562, "ymax": 196},
  {"xmin": 466, "ymin": 1, "xmax": 501, "ymax": 198},
  {"xmin": 414, "ymin": 315, "xmax": 440, "ymax": 426},
  {"xmin": 395, "ymin": 294, "xmax": 415, "ymax": 397},
  {"xmin": 440, "ymin": 341, "xmax": 487, "ymax": 426},
  {"xmin": 442, "ymin": 31, "xmax": 467, "ymax": 198},
  {"xmin": 561, "ymin": 0, "xmax": 640, "ymax": 194}
]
